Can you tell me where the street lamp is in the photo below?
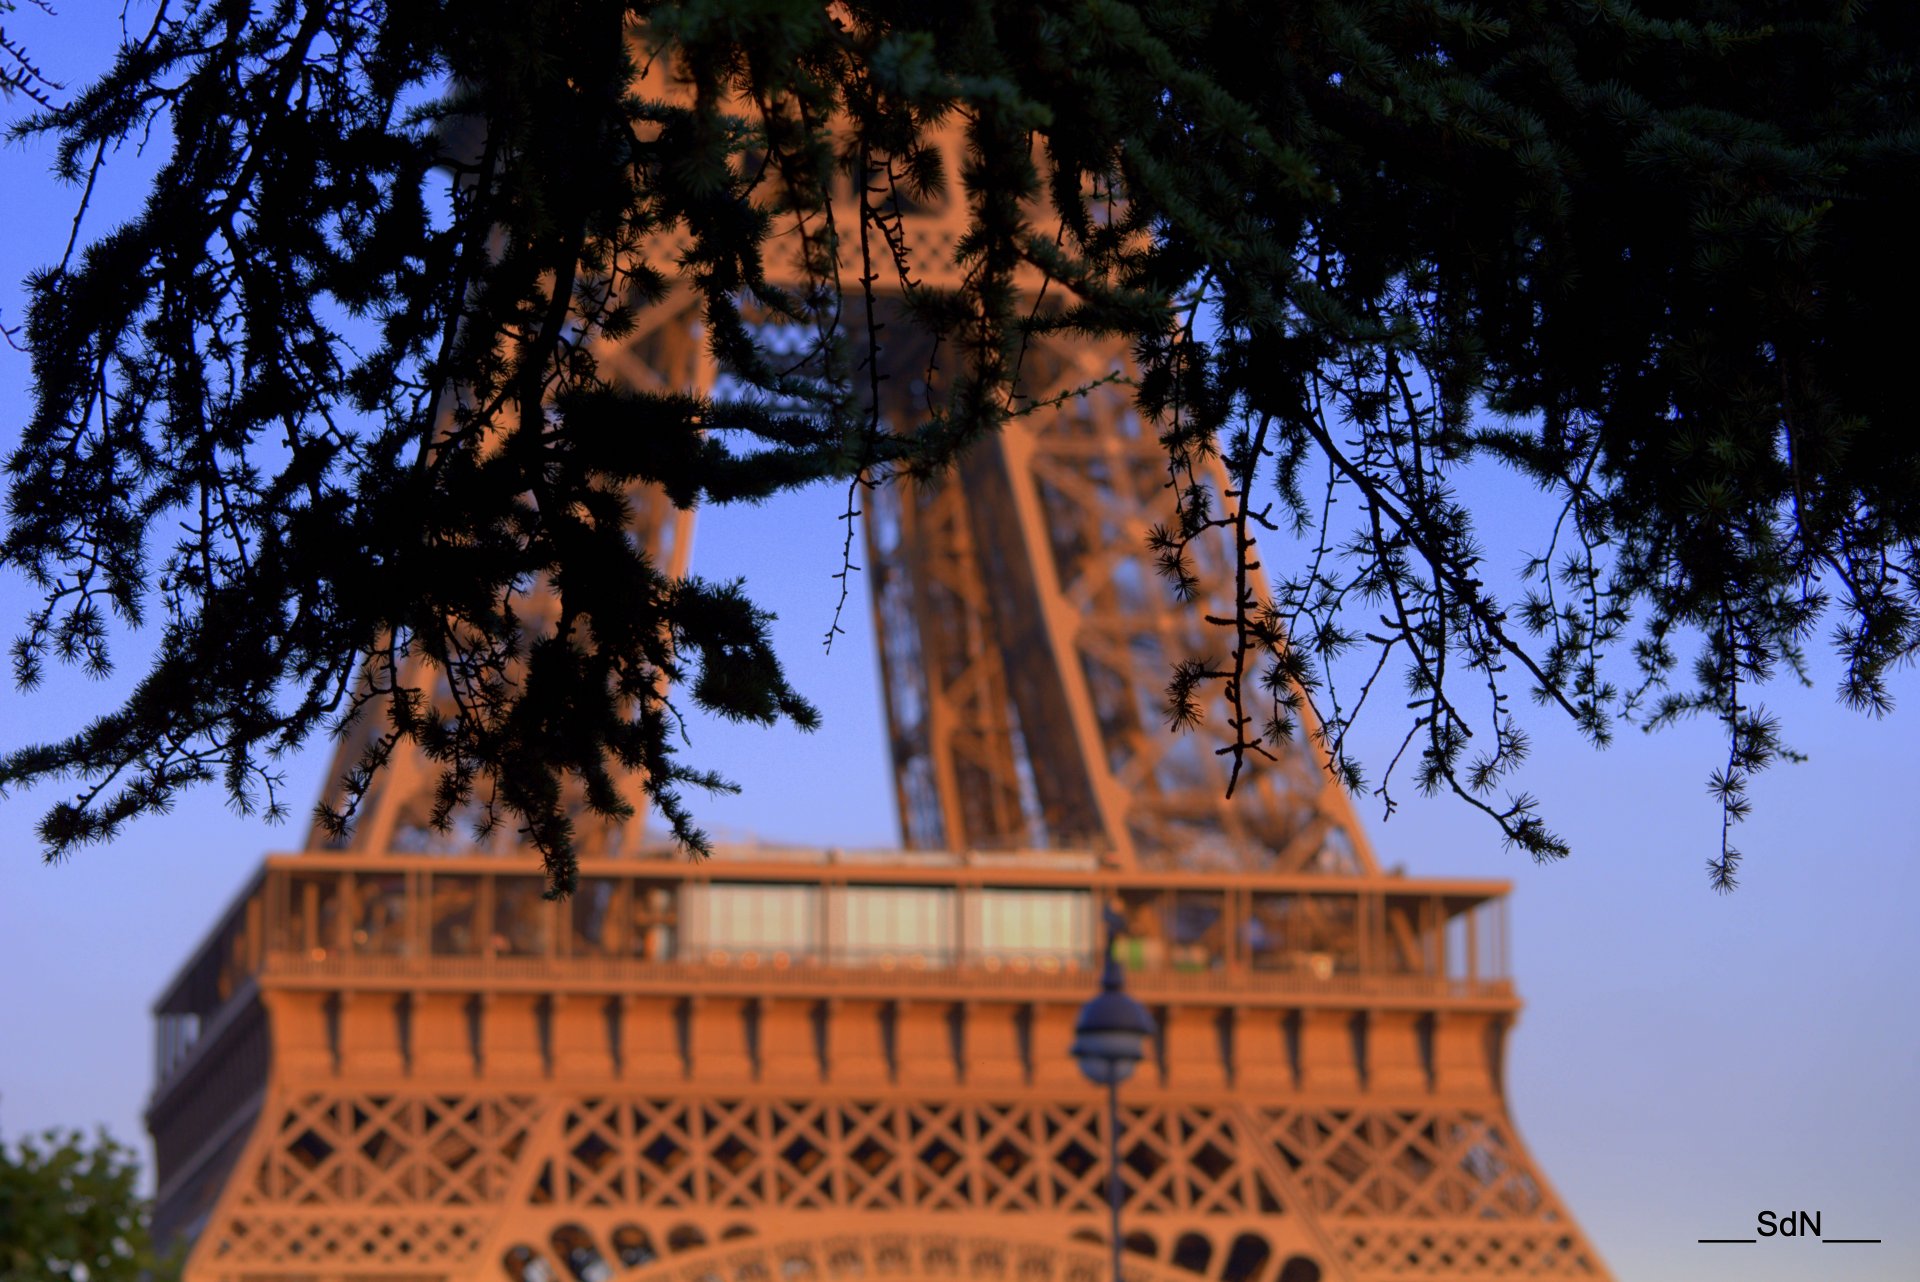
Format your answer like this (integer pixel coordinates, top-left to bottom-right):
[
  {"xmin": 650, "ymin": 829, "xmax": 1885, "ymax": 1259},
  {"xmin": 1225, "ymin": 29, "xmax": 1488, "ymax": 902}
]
[{"xmin": 1072, "ymin": 906, "xmax": 1157, "ymax": 1282}]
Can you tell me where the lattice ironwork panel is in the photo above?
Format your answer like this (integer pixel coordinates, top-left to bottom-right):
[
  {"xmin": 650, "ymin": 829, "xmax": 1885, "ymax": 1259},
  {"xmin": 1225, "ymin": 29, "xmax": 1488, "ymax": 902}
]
[
  {"xmin": 1254, "ymin": 1109, "xmax": 1604, "ymax": 1279},
  {"xmin": 191, "ymin": 1090, "xmax": 1605, "ymax": 1282},
  {"xmin": 243, "ymin": 1094, "xmax": 542, "ymax": 1208},
  {"xmin": 207, "ymin": 1209, "xmax": 491, "ymax": 1270},
  {"xmin": 1259, "ymin": 1110, "xmax": 1564, "ymax": 1223},
  {"xmin": 530, "ymin": 1097, "xmax": 1289, "ymax": 1218},
  {"xmin": 1333, "ymin": 1224, "xmax": 1603, "ymax": 1280}
]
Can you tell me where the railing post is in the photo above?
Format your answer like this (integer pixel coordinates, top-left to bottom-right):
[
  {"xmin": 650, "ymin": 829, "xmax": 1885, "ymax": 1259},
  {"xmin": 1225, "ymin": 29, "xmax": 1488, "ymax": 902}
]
[
  {"xmin": 1358, "ymin": 889, "xmax": 1372, "ymax": 976},
  {"xmin": 479, "ymin": 872, "xmax": 496, "ymax": 960},
  {"xmin": 301, "ymin": 879, "xmax": 318, "ymax": 956},
  {"xmin": 330, "ymin": 870, "xmax": 345, "ymax": 955}
]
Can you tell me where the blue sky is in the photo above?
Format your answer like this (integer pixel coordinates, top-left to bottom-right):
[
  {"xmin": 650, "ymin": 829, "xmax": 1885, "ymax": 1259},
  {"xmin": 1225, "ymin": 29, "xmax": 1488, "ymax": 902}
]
[{"xmin": 1, "ymin": 9, "xmax": 1915, "ymax": 1281}]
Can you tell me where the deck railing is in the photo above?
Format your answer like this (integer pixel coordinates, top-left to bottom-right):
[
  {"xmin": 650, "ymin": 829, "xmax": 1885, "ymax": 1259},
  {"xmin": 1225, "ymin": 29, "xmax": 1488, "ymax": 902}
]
[{"xmin": 255, "ymin": 948, "xmax": 1514, "ymax": 1002}]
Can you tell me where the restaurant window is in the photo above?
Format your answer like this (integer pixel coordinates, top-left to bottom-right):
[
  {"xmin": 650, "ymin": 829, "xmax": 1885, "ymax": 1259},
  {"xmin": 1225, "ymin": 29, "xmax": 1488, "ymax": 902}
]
[
  {"xmin": 972, "ymin": 889, "xmax": 1091, "ymax": 966},
  {"xmin": 842, "ymin": 885, "xmax": 954, "ymax": 965},
  {"xmin": 696, "ymin": 883, "xmax": 817, "ymax": 962}
]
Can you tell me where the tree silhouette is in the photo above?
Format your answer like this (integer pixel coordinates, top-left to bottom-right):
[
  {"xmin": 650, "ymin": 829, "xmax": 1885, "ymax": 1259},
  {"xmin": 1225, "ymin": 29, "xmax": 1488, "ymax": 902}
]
[
  {"xmin": 4, "ymin": 1, "xmax": 1915, "ymax": 891},
  {"xmin": 0, "ymin": 1, "xmax": 57, "ymax": 109}
]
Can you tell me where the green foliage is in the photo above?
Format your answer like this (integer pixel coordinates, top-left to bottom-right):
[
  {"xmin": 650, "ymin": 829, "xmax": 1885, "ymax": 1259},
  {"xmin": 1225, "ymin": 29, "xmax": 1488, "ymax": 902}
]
[
  {"xmin": 0, "ymin": 1128, "xmax": 179, "ymax": 1282},
  {"xmin": 3, "ymin": 0, "xmax": 1915, "ymax": 889}
]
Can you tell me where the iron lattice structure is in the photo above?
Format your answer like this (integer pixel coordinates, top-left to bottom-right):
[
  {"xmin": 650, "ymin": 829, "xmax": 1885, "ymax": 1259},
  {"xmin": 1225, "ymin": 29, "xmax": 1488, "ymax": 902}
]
[{"xmin": 145, "ymin": 65, "xmax": 1612, "ymax": 1282}]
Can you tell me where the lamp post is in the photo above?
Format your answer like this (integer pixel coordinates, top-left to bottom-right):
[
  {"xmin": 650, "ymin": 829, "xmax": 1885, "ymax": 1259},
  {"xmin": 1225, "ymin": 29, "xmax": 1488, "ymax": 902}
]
[{"xmin": 1072, "ymin": 907, "xmax": 1157, "ymax": 1282}]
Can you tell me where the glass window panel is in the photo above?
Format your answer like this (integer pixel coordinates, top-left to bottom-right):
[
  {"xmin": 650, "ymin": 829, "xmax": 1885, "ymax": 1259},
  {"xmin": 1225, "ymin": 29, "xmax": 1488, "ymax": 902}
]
[
  {"xmin": 973, "ymin": 889, "xmax": 1092, "ymax": 963},
  {"xmin": 1250, "ymin": 892, "xmax": 1359, "ymax": 974},
  {"xmin": 626, "ymin": 883, "xmax": 677, "ymax": 960},
  {"xmin": 1246, "ymin": 893, "xmax": 1290, "ymax": 971},
  {"xmin": 216, "ymin": 919, "xmax": 246, "ymax": 1000},
  {"xmin": 1377, "ymin": 895, "xmax": 1429, "ymax": 975},
  {"xmin": 1476, "ymin": 899, "xmax": 1507, "ymax": 980},
  {"xmin": 571, "ymin": 879, "xmax": 622, "ymax": 957},
  {"xmin": 1307, "ymin": 894, "xmax": 1359, "ymax": 975},
  {"xmin": 285, "ymin": 872, "xmax": 344, "ymax": 959},
  {"xmin": 698, "ymin": 883, "xmax": 818, "ymax": 960},
  {"xmin": 1113, "ymin": 889, "xmax": 1169, "ymax": 970},
  {"xmin": 841, "ymin": 886, "xmax": 954, "ymax": 964},
  {"xmin": 351, "ymin": 873, "xmax": 410, "ymax": 955},
  {"xmin": 492, "ymin": 877, "xmax": 550, "ymax": 957},
  {"xmin": 429, "ymin": 875, "xmax": 483, "ymax": 956},
  {"xmin": 1163, "ymin": 890, "xmax": 1225, "ymax": 971}
]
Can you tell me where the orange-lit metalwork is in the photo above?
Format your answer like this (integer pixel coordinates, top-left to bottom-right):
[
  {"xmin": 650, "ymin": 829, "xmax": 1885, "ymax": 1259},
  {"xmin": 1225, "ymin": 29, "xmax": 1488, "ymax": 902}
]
[{"xmin": 145, "ymin": 65, "xmax": 1612, "ymax": 1282}]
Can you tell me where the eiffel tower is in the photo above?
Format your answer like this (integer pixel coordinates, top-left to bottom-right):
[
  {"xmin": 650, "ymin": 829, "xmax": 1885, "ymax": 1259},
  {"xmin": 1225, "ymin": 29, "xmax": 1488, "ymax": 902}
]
[{"xmin": 144, "ymin": 62, "xmax": 1613, "ymax": 1282}]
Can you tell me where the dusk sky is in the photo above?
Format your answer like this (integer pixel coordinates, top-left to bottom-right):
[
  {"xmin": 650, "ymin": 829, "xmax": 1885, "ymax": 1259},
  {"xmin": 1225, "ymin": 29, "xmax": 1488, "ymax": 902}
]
[{"xmin": 2, "ymin": 9, "xmax": 1915, "ymax": 1282}]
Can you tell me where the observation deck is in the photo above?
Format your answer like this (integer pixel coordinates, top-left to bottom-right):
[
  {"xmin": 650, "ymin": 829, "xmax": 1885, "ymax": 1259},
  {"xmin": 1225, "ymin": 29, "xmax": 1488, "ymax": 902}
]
[
  {"xmin": 152, "ymin": 847, "xmax": 1513, "ymax": 1094},
  {"xmin": 148, "ymin": 844, "xmax": 1530, "ymax": 1280}
]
